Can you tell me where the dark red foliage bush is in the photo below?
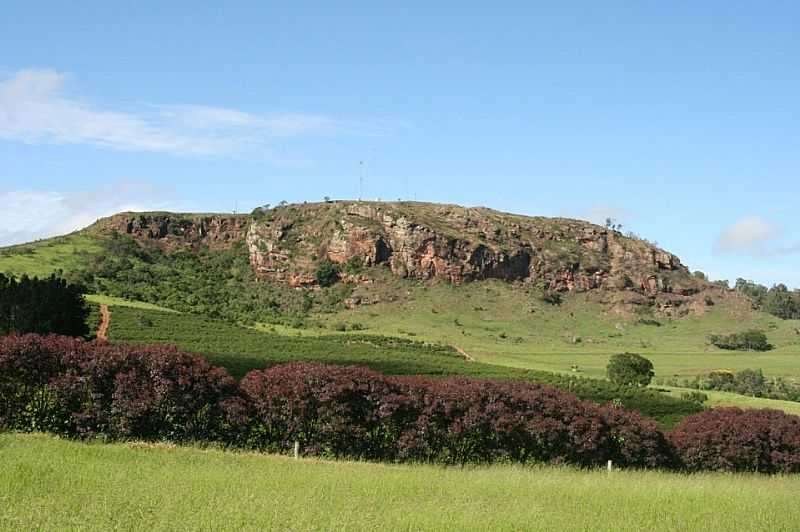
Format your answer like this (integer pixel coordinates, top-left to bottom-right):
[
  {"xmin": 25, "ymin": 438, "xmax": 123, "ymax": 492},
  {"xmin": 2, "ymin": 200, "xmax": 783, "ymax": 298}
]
[
  {"xmin": 239, "ymin": 365, "xmax": 670, "ymax": 467},
  {"xmin": 0, "ymin": 334, "xmax": 238, "ymax": 442},
  {"xmin": 12, "ymin": 333, "xmax": 800, "ymax": 474},
  {"xmin": 239, "ymin": 363, "xmax": 411, "ymax": 459},
  {"xmin": 393, "ymin": 377, "xmax": 608, "ymax": 465},
  {"xmin": 670, "ymin": 407, "xmax": 800, "ymax": 473},
  {"xmin": 600, "ymin": 406, "xmax": 676, "ymax": 469},
  {"xmin": 0, "ymin": 334, "xmax": 81, "ymax": 430}
]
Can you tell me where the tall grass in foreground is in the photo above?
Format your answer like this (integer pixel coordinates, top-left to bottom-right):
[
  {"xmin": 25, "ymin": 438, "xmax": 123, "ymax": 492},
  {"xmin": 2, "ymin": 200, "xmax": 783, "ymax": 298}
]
[{"xmin": 1, "ymin": 433, "xmax": 799, "ymax": 531}]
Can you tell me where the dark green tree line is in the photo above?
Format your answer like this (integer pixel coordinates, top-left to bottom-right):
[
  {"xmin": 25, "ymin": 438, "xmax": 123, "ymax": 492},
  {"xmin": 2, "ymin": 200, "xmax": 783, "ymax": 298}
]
[{"xmin": 0, "ymin": 273, "xmax": 89, "ymax": 337}]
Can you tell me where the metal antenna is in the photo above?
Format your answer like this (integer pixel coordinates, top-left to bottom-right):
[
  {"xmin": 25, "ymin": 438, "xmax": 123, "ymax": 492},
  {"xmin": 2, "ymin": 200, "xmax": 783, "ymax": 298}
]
[{"xmin": 359, "ymin": 160, "xmax": 364, "ymax": 201}]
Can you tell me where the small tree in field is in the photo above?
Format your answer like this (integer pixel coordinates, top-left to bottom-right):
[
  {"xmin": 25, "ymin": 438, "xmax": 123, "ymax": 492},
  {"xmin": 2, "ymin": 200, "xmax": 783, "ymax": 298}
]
[{"xmin": 607, "ymin": 352, "xmax": 654, "ymax": 387}]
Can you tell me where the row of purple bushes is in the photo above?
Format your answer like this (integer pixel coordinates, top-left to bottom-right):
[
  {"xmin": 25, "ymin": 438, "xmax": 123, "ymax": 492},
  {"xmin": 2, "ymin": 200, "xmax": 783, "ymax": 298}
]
[{"xmin": 2, "ymin": 334, "xmax": 800, "ymax": 473}]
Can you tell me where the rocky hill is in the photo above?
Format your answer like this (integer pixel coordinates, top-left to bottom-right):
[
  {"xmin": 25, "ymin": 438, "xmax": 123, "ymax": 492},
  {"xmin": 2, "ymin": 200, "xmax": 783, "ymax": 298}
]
[
  {"xmin": 93, "ymin": 211, "xmax": 250, "ymax": 251},
  {"xmin": 92, "ymin": 201, "xmax": 708, "ymax": 316}
]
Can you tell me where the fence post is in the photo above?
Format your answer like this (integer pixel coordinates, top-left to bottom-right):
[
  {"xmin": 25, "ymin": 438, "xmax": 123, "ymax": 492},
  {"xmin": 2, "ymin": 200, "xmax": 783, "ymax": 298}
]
[
  {"xmin": 294, "ymin": 441, "xmax": 300, "ymax": 460},
  {"xmin": 607, "ymin": 460, "xmax": 613, "ymax": 472}
]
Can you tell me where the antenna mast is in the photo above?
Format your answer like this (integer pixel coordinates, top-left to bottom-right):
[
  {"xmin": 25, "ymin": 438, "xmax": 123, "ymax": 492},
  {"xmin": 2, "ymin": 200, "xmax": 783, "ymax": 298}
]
[{"xmin": 358, "ymin": 160, "xmax": 364, "ymax": 201}]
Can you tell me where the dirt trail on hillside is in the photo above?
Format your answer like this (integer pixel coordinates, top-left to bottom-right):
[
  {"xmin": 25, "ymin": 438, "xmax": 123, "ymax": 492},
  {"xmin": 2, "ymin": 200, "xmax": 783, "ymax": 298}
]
[
  {"xmin": 455, "ymin": 346, "xmax": 475, "ymax": 362},
  {"xmin": 97, "ymin": 304, "xmax": 110, "ymax": 341}
]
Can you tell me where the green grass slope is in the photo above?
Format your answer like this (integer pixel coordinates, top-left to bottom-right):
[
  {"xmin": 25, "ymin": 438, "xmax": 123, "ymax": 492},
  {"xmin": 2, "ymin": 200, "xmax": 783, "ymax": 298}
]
[
  {"xmin": 2, "ymin": 433, "xmax": 799, "ymax": 532},
  {"xmin": 0, "ymin": 233, "xmax": 99, "ymax": 278},
  {"xmin": 106, "ymin": 304, "xmax": 701, "ymax": 425},
  {"xmin": 310, "ymin": 277, "xmax": 800, "ymax": 379}
]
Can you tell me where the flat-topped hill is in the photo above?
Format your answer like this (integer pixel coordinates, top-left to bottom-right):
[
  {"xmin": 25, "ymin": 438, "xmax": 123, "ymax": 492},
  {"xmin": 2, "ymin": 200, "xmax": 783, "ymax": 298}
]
[{"xmin": 88, "ymin": 202, "xmax": 704, "ymax": 306}]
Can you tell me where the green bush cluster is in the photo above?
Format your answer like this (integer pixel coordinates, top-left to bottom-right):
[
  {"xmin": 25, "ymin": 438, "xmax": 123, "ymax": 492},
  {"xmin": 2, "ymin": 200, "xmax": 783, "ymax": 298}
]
[
  {"xmin": 69, "ymin": 233, "xmax": 348, "ymax": 324},
  {"xmin": 314, "ymin": 258, "xmax": 340, "ymax": 287},
  {"xmin": 667, "ymin": 369, "xmax": 800, "ymax": 402},
  {"xmin": 606, "ymin": 352, "xmax": 654, "ymax": 387},
  {"xmin": 709, "ymin": 330, "xmax": 772, "ymax": 351}
]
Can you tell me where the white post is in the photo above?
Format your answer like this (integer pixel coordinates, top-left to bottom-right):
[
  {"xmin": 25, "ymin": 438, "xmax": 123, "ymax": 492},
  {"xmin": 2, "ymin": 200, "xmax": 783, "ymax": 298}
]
[
  {"xmin": 294, "ymin": 441, "xmax": 300, "ymax": 460},
  {"xmin": 607, "ymin": 460, "xmax": 613, "ymax": 472}
]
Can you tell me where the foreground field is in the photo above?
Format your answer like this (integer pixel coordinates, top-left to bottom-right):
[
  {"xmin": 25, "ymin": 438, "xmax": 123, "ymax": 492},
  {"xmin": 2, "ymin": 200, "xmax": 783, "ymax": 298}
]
[{"xmin": 1, "ymin": 433, "xmax": 798, "ymax": 531}]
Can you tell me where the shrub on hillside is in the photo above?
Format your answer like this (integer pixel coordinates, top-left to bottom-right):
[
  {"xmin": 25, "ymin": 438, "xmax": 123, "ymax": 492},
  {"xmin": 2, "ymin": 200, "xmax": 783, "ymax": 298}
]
[
  {"xmin": 679, "ymin": 391, "xmax": 708, "ymax": 405},
  {"xmin": 683, "ymin": 369, "xmax": 800, "ymax": 403},
  {"xmin": 709, "ymin": 330, "xmax": 772, "ymax": 351},
  {"xmin": 314, "ymin": 258, "xmax": 340, "ymax": 287},
  {"xmin": 670, "ymin": 408, "xmax": 800, "ymax": 473},
  {"xmin": 606, "ymin": 353, "xmax": 654, "ymax": 387},
  {"xmin": 540, "ymin": 291, "xmax": 562, "ymax": 306}
]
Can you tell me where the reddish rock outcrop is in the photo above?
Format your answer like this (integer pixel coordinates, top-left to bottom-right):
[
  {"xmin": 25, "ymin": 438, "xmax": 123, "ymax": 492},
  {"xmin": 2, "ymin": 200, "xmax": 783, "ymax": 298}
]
[
  {"xmin": 246, "ymin": 202, "xmax": 696, "ymax": 296},
  {"xmin": 97, "ymin": 213, "xmax": 249, "ymax": 251},
  {"xmin": 93, "ymin": 202, "xmax": 703, "ymax": 307}
]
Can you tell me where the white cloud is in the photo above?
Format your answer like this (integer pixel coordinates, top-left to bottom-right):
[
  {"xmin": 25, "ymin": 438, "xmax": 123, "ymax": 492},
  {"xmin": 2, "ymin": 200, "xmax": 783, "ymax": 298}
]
[
  {"xmin": 0, "ymin": 69, "xmax": 338, "ymax": 155},
  {"xmin": 560, "ymin": 203, "xmax": 633, "ymax": 227},
  {"xmin": 0, "ymin": 182, "xmax": 186, "ymax": 246},
  {"xmin": 714, "ymin": 216, "xmax": 778, "ymax": 255}
]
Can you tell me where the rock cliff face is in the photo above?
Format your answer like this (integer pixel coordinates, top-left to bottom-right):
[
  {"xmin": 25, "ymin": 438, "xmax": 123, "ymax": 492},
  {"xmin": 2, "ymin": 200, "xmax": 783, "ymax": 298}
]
[
  {"xmin": 245, "ymin": 202, "xmax": 697, "ymax": 295},
  {"xmin": 97, "ymin": 213, "xmax": 249, "ymax": 251},
  {"xmin": 95, "ymin": 202, "xmax": 701, "ymax": 300}
]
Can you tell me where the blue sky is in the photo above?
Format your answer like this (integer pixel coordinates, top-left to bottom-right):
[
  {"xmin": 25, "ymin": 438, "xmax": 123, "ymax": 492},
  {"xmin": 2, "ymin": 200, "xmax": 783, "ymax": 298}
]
[{"xmin": 1, "ymin": 2, "xmax": 798, "ymax": 287}]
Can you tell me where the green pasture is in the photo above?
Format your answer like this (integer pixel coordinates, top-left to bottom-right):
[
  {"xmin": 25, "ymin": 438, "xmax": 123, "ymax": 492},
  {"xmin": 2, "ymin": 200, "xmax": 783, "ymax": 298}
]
[
  {"xmin": 2, "ymin": 433, "xmax": 798, "ymax": 531},
  {"xmin": 0, "ymin": 234, "xmax": 98, "ymax": 278},
  {"xmin": 308, "ymin": 280, "xmax": 800, "ymax": 377},
  {"xmin": 85, "ymin": 294, "xmax": 178, "ymax": 313}
]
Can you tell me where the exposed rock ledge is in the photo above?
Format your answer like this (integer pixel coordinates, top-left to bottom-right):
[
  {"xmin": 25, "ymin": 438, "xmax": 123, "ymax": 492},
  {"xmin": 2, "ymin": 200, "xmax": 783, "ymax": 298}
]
[
  {"xmin": 245, "ymin": 202, "xmax": 697, "ymax": 295},
  {"xmin": 93, "ymin": 203, "xmax": 702, "ymax": 303}
]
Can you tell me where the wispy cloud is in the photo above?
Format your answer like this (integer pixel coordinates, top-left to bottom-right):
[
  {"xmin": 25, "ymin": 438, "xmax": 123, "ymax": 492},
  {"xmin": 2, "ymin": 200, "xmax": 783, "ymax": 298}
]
[
  {"xmin": 0, "ymin": 182, "xmax": 187, "ymax": 246},
  {"xmin": 714, "ymin": 215, "xmax": 799, "ymax": 257},
  {"xmin": 560, "ymin": 203, "xmax": 633, "ymax": 227},
  {"xmin": 0, "ymin": 69, "xmax": 339, "ymax": 155}
]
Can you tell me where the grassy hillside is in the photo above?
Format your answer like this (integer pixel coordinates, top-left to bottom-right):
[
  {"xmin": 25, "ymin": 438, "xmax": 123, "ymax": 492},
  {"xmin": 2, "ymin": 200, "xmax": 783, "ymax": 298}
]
[
  {"xmin": 85, "ymin": 294, "xmax": 178, "ymax": 312},
  {"xmin": 106, "ymin": 304, "xmax": 702, "ymax": 425},
  {"xmin": 0, "ymin": 233, "xmax": 99, "ymax": 278},
  {"xmin": 2, "ymin": 433, "xmax": 799, "ymax": 531},
  {"xmin": 312, "ymin": 278, "xmax": 800, "ymax": 378}
]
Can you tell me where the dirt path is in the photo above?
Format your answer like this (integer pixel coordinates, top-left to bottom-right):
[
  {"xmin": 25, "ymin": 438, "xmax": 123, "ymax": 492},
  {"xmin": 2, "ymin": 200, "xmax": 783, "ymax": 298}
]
[
  {"xmin": 455, "ymin": 345, "xmax": 475, "ymax": 362},
  {"xmin": 97, "ymin": 304, "xmax": 110, "ymax": 341}
]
